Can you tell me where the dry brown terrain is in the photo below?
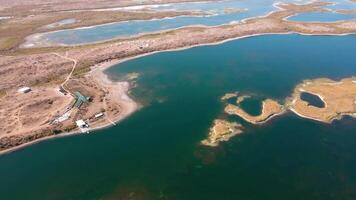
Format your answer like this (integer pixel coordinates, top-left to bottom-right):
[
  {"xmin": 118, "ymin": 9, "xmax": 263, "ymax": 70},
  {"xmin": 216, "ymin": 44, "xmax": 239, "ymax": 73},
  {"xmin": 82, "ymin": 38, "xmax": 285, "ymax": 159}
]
[
  {"xmin": 225, "ymin": 99, "xmax": 285, "ymax": 124},
  {"xmin": 0, "ymin": 0, "xmax": 216, "ymax": 14},
  {"xmin": 336, "ymin": 9, "xmax": 356, "ymax": 15},
  {"xmin": 1, "ymin": 1, "xmax": 356, "ymax": 152},
  {"xmin": 289, "ymin": 78, "xmax": 356, "ymax": 123},
  {"xmin": 0, "ymin": 87, "xmax": 72, "ymax": 135},
  {"xmin": 201, "ymin": 119, "xmax": 243, "ymax": 147},
  {"xmin": 224, "ymin": 7, "xmax": 245, "ymax": 14},
  {"xmin": 0, "ymin": 53, "xmax": 73, "ymax": 90}
]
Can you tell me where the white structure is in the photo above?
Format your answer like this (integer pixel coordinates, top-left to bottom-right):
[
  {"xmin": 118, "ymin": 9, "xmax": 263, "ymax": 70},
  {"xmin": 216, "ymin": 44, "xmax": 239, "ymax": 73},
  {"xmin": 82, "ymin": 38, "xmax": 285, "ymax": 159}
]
[
  {"xmin": 76, "ymin": 119, "xmax": 90, "ymax": 133},
  {"xmin": 94, "ymin": 112, "xmax": 104, "ymax": 118},
  {"xmin": 18, "ymin": 87, "xmax": 31, "ymax": 93},
  {"xmin": 54, "ymin": 111, "xmax": 71, "ymax": 123},
  {"xmin": 76, "ymin": 119, "xmax": 88, "ymax": 128}
]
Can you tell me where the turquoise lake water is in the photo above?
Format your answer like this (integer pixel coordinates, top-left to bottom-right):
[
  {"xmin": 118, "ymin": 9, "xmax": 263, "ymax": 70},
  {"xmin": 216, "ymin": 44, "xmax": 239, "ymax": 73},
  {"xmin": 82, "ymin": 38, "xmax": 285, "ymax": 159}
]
[
  {"xmin": 23, "ymin": 0, "xmax": 356, "ymax": 46},
  {"xmin": 25, "ymin": 0, "xmax": 356, "ymax": 47},
  {"xmin": 1, "ymin": 34, "xmax": 356, "ymax": 199},
  {"xmin": 288, "ymin": 12, "xmax": 356, "ymax": 22},
  {"xmin": 25, "ymin": 0, "xmax": 308, "ymax": 46}
]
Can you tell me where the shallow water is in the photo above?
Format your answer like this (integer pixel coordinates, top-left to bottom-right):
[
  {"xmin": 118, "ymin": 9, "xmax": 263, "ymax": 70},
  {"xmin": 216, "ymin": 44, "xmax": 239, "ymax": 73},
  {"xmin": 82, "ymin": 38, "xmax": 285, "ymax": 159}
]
[
  {"xmin": 1, "ymin": 34, "xmax": 356, "ymax": 199},
  {"xmin": 288, "ymin": 12, "xmax": 356, "ymax": 22},
  {"xmin": 26, "ymin": 0, "xmax": 308, "ymax": 46},
  {"xmin": 44, "ymin": 18, "xmax": 77, "ymax": 29},
  {"xmin": 25, "ymin": 0, "xmax": 356, "ymax": 46}
]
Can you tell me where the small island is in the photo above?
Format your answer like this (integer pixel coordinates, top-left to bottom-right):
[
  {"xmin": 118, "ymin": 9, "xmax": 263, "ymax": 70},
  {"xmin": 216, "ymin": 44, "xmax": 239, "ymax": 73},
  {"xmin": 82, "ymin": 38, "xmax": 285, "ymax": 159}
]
[
  {"xmin": 220, "ymin": 92, "xmax": 238, "ymax": 101},
  {"xmin": 221, "ymin": 77, "xmax": 356, "ymax": 125},
  {"xmin": 201, "ymin": 119, "xmax": 243, "ymax": 147},
  {"xmin": 225, "ymin": 99, "xmax": 285, "ymax": 124},
  {"xmin": 288, "ymin": 78, "xmax": 356, "ymax": 123}
]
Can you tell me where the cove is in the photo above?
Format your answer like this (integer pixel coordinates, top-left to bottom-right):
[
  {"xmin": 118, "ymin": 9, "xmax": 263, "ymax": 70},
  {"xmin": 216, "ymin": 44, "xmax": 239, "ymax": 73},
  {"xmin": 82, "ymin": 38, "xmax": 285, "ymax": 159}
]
[{"xmin": 1, "ymin": 34, "xmax": 356, "ymax": 199}]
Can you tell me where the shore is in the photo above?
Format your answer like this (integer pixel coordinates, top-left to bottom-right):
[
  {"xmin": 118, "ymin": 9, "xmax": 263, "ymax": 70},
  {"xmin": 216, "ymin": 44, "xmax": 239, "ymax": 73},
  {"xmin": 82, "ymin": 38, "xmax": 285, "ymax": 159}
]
[
  {"xmin": 90, "ymin": 59, "xmax": 139, "ymax": 124},
  {"xmin": 0, "ymin": 61, "xmax": 138, "ymax": 156}
]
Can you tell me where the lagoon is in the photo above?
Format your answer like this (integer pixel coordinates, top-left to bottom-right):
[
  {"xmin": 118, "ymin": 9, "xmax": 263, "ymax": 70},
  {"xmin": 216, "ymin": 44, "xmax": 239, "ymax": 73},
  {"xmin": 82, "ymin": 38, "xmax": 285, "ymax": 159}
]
[
  {"xmin": 288, "ymin": 12, "xmax": 356, "ymax": 22},
  {"xmin": 24, "ymin": 0, "xmax": 306, "ymax": 46}
]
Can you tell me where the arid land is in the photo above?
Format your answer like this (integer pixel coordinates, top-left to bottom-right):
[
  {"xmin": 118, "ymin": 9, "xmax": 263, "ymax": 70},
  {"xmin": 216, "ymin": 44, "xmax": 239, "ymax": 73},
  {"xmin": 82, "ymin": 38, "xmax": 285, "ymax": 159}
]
[
  {"xmin": 288, "ymin": 78, "xmax": 356, "ymax": 123},
  {"xmin": 1, "ymin": 1, "xmax": 356, "ymax": 152},
  {"xmin": 201, "ymin": 119, "xmax": 243, "ymax": 147},
  {"xmin": 0, "ymin": 0, "xmax": 216, "ymax": 14},
  {"xmin": 225, "ymin": 99, "xmax": 285, "ymax": 124},
  {"xmin": 0, "ymin": 8, "xmax": 205, "ymax": 51}
]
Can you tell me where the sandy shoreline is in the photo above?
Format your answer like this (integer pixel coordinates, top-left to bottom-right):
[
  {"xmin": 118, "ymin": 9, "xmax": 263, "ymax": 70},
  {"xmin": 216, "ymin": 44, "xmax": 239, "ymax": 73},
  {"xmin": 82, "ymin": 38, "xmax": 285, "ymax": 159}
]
[
  {"xmin": 19, "ymin": 0, "xmax": 333, "ymax": 48},
  {"xmin": 21, "ymin": 14, "xmax": 214, "ymax": 48},
  {"xmin": 20, "ymin": 0, "xmax": 287, "ymax": 48},
  {"xmin": 0, "ymin": 58, "xmax": 140, "ymax": 156}
]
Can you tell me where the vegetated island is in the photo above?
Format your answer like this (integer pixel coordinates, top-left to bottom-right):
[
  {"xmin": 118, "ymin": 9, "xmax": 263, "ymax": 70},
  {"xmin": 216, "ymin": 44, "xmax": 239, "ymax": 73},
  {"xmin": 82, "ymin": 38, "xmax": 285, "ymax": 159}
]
[
  {"xmin": 288, "ymin": 77, "xmax": 356, "ymax": 123},
  {"xmin": 1, "ymin": 1, "xmax": 356, "ymax": 153},
  {"xmin": 225, "ymin": 99, "xmax": 285, "ymax": 124},
  {"xmin": 201, "ymin": 119, "xmax": 243, "ymax": 147}
]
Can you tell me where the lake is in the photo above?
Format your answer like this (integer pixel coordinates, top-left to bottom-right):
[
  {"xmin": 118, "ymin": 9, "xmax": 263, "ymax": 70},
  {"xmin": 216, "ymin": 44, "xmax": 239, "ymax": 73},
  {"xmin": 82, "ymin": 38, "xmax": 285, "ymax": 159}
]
[{"xmin": 1, "ymin": 34, "xmax": 356, "ymax": 199}]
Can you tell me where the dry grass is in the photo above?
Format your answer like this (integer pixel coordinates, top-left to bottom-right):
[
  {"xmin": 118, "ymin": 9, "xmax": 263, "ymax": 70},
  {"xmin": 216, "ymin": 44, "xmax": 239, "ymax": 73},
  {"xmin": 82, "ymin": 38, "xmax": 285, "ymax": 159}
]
[
  {"xmin": 289, "ymin": 78, "xmax": 356, "ymax": 123},
  {"xmin": 0, "ymin": 86, "xmax": 72, "ymax": 137},
  {"xmin": 0, "ymin": 10, "xmax": 203, "ymax": 51},
  {"xmin": 201, "ymin": 119, "xmax": 243, "ymax": 147},
  {"xmin": 0, "ymin": 0, "xmax": 214, "ymax": 15},
  {"xmin": 225, "ymin": 99, "xmax": 285, "ymax": 124}
]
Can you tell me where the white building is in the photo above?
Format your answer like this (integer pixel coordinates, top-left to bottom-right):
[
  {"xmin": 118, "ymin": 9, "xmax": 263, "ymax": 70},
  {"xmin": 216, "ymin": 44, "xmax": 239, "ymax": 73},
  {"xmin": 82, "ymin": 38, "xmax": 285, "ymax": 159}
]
[
  {"xmin": 76, "ymin": 119, "xmax": 88, "ymax": 128},
  {"xmin": 94, "ymin": 112, "xmax": 104, "ymax": 118}
]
